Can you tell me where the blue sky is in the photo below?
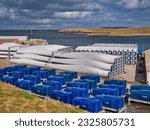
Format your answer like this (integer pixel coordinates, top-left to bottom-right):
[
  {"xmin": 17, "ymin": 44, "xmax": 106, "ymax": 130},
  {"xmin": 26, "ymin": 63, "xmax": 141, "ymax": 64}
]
[{"xmin": 0, "ymin": 0, "xmax": 150, "ymax": 29}]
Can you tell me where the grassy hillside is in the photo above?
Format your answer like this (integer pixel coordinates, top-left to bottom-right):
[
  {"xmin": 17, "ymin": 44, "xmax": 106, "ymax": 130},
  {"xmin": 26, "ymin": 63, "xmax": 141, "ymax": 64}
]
[
  {"xmin": 0, "ymin": 82, "xmax": 85, "ymax": 113},
  {"xmin": 60, "ymin": 27, "xmax": 150, "ymax": 37}
]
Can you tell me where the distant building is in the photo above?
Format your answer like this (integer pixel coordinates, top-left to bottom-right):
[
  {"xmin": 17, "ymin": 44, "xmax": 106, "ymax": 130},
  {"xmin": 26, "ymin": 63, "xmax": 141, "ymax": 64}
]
[
  {"xmin": 0, "ymin": 36, "xmax": 28, "ymax": 45},
  {"xmin": 29, "ymin": 39, "xmax": 48, "ymax": 45}
]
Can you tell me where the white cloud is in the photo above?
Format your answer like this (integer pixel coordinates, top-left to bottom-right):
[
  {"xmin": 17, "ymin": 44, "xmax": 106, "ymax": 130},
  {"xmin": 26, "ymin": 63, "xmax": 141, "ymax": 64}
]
[
  {"xmin": 54, "ymin": 11, "xmax": 91, "ymax": 18},
  {"xmin": 77, "ymin": 2, "xmax": 103, "ymax": 10},
  {"xmin": 123, "ymin": 0, "xmax": 150, "ymax": 9},
  {"xmin": 31, "ymin": 18, "xmax": 53, "ymax": 24},
  {"xmin": 0, "ymin": 6, "xmax": 17, "ymax": 20}
]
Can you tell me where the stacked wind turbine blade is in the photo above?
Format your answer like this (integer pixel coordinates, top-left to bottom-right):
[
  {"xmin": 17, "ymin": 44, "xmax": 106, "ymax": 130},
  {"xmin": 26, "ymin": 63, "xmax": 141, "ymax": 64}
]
[
  {"xmin": 0, "ymin": 42, "xmax": 23, "ymax": 59},
  {"xmin": 75, "ymin": 43, "xmax": 138, "ymax": 65},
  {"xmin": 10, "ymin": 44, "xmax": 121, "ymax": 78}
]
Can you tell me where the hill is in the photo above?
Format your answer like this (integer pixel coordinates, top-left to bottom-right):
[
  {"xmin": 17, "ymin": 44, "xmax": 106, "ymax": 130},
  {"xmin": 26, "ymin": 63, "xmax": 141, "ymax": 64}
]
[
  {"xmin": 60, "ymin": 27, "xmax": 150, "ymax": 37},
  {"xmin": 0, "ymin": 82, "xmax": 85, "ymax": 113}
]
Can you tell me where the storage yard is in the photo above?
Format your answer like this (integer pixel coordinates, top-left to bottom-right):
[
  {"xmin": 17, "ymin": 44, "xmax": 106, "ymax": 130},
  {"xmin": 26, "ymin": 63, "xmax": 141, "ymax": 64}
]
[{"xmin": 0, "ymin": 42, "xmax": 150, "ymax": 113}]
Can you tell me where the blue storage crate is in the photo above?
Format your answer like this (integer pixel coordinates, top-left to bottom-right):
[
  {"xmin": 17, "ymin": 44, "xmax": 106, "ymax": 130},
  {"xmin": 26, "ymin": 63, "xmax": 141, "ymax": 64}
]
[
  {"xmin": 60, "ymin": 71, "xmax": 78, "ymax": 79},
  {"xmin": 130, "ymin": 90, "xmax": 141, "ymax": 100},
  {"xmin": 9, "ymin": 71, "xmax": 24, "ymax": 79},
  {"xmin": 47, "ymin": 76, "xmax": 65, "ymax": 85},
  {"xmin": 102, "ymin": 84, "xmax": 126, "ymax": 96},
  {"xmin": 92, "ymin": 88, "xmax": 119, "ymax": 96},
  {"xmin": 18, "ymin": 68, "xmax": 32, "ymax": 75},
  {"xmin": 131, "ymin": 85, "xmax": 150, "ymax": 91},
  {"xmin": 80, "ymin": 75, "xmax": 100, "ymax": 84},
  {"xmin": 24, "ymin": 75, "xmax": 41, "ymax": 85},
  {"xmin": 44, "ymin": 69, "xmax": 56, "ymax": 76},
  {"xmin": 1, "ymin": 76, "xmax": 17, "ymax": 85},
  {"xmin": 72, "ymin": 97, "xmax": 83, "ymax": 106},
  {"xmin": 0, "ymin": 68, "xmax": 7, "ymax": 75},
  {"xmin": 66, "ymin": 82, "xmax": 89, "ymax": 89},
  {"xmin": 29, "ymin": 66, "xmax": 41, "ymax": 73},
  {"xmin": 0, "ymin": 73, "xmax": 3, "ymax": 80},
  {"xmin": 104, "ymin": 79, "xmax": 126, "ymax": 87},
  {"xmin": 43, "ymin": 80, "xmax": 62, "ymax": 90},
  {"xmin": 5, "ymin": 66, "xmax": 17, "ymax": 72},
  {"xmin": 140, "ymin": 90, "xmax": 150, "ymax": 102},
  {"xmin": 15, "ymin": 65, "xmax": 27, "ymax": 70},
  {"xmin": 16, "ymin": 80, "xmax": 34, "ymax": 90},
  {"xmin": 64, "ymin": 87, "xmax": 88, "ymax": 97},
  {"xmin": 33, "ymin": 70, "xmax": 50, "ymax": 79},
  {"xmin": 95, "ymin": 95, "xmax": 124, "ymax": 110},
  {"xmin": 51, "ymin": 90, "xmax": 74, "ymax": 104},
  {"xmin": 72, "ymin": 97, "xmax": 102, "ymax": 113},
  {"xmin": 76, "ymin": 79, "xmax": 96, "ymax": 89},
  {"xmin": 31, "ymin": 85, "xmax": 53, "ymax": 97},
  {"xmin": 58, "ymin": 73, "xmax": 73, "ymax": 82}
]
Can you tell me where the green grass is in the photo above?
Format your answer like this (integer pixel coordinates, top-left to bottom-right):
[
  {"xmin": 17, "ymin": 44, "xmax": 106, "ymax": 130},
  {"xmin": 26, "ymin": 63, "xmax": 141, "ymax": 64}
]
[{"xmin": 0, "ymin": 82, "xmax": 86, "ymax": 113}]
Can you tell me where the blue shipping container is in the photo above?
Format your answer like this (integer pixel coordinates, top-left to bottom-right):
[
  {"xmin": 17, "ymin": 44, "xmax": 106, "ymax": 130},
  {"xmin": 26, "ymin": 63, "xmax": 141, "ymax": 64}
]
[
  {"xmin": 76, "ymin": 79, "xmax": 96, "ymax": 89},
  {"xmin": 66, "ymin": 82, "xmax": 89, "ymax": 89},
  {"xmin": 47, "ymin": 76, "xmax": 65, "ymax": 85},
  {"xmin": 95, "ymin": 95, "xmax": 124, "ymax": 110},
  {"xmin": 0, "ymin": 68, "xmax": 7, "ymax": 75},
  {"xmin": 16, "ymin": 80, "xmax": 34, "ymax": 90},
  {"xmin": 140, "ymin": 90, "xmax": 150, "ymax": 102},
  {"xmin": 43, "ymin": 80, "xmax": 62, "ymax": 90},
  {"xmin": 33, "ymin": 70, "xmax": 50, "ymax": 79},
  {"xmin": 80, "ymin": 75, "xmax": 100, "ymax": 84},
  {"xmin": 2, "ymin": 76, "xmax": 17, "ymax": 85},
  {"xmin": 31, "ymin": 85, "xmax": 53, "ymax": 97},
  {"xmin": 18, "ymin": 68, "xmax": 33, "ymax": 75},
  {"xmin": 58, "ymin": 74, "xmax": 73, "ymax": 82},
  {"xmin": 92, "ymin": 88, "xmax": 119, "ymax": 96},
  {"xmin": 24, "ymin": 75, "xmax": 41, "ymax": 85},
  {"xmin": 130, "ymin": 90, "xmax": 141, "ymax": 100},
  {"xmin": 72, "ymin": 97, "xmax": 102, "ymax": 113},
  {"xmin": 0, "ymin": 73, "xmax": 3, "ymax": 80},
  {"xmin": 102, "ymin": 84, "xmax": 126, "ymax": 96},
  {"xmin": 51, "ymin": 90, "xmax": 74, "ymax": 104},
  {"xmin": 64, "ymin": 87, "xmax": 88, "ymax": 97},
  {"xmin": 131, "ymin": 85, "xmax": 150, "ymax": 91},
  {"xmin": 9, "ymin": 71, "xmax": 24, "ymax": 79},
  {"xmin": 60, "ymin": 71, "xmax": 78, "ymax": 79}
]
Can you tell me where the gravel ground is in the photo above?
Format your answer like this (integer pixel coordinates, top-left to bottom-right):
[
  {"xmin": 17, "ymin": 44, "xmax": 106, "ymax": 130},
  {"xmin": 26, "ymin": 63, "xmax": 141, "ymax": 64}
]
[{"xmin": 0, "ymin": 59, "xmax": 14, "ymax": 68}]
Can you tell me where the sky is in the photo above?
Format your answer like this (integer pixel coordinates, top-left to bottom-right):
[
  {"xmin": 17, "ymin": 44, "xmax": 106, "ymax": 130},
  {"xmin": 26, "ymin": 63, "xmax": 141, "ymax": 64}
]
[{"xmin": 0, "ymin": 0, "xmax": 150, "ymax": 29}]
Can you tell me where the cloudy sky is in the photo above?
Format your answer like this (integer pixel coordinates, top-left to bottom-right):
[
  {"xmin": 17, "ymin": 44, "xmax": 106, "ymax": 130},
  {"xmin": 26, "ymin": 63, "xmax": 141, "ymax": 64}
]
[{"xmin": 0, "ymin": 0, "xmax": 150, "ymax": 29}]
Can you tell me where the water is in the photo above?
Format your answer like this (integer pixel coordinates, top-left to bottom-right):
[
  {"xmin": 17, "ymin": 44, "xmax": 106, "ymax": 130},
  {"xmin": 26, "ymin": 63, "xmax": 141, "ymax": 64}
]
[{"xmin": 0, "ymin": 30, "xmax": 150, "ymax": 50}]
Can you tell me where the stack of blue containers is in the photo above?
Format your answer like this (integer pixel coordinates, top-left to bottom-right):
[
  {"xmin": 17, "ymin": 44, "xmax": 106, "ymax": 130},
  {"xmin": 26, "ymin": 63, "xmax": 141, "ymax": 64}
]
[
  {"xmin": 0, "ymin": 73, "xmax": 3, "ymax": 80},
  {"xmin": 16, "ymin": 80, "xmax": 34, "ymax": 90},
  {"xmin": 31, "ymin": 85, "xmax": 54, "ymax": 97},
  {"xmin": 76, "ymin": 79, "xmax": 97, "ymax": 90},
  {"xmin": 0, "ymin": 65, "xmax": 128, "ymax": 113},
  {"xmin": 103, "ymin": 79, "xmax": 126, "ymax": 96},
  {"xmin": 47, "ymin": 76, "xmax": 66, "ymax": 85},
  {"xmin": 43, "ymin": 80, "xmax": 62, "ymax": 90},
  {"xmin": 93, "ymin": 88, "xmax": 119, "ymax": 96},
  {"xmin": 72, "ymin": 97, "xmax": 102, "ymax": 113},
  {"xmin": 51, "ymin": 90, "xmax": 74, "ymax": 104},
  {"xmin": 130, "ymin": 85, "xmax": 150, "ymax": 102},
  {"xmin": 0, "ymin": 68, "xmax": 7, "ymax": 75},
  {"xmin": 80, "ymin": 75, "xmax": 100, "ymax": 84},
  {"xmin": 24, "ymin": 75, "xmax": 41, "ymax": 85},
  {"xmin": 91, "ymin": 79, "xmax": 126, "ymax": 111},
  {"xmin": 64, "ymin": 87, "xmax": 88, "ymax": 97},
  {"xmin": 33, "ymin": 69, "xmax": 56, "ymax": 79},
  {"xmin": 95, "ymin": 95, "xmax": 124, "ymax": 110},
  {"xmin": 67, "ymin": 82, "xmax": 89, "ymax": 89}
]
